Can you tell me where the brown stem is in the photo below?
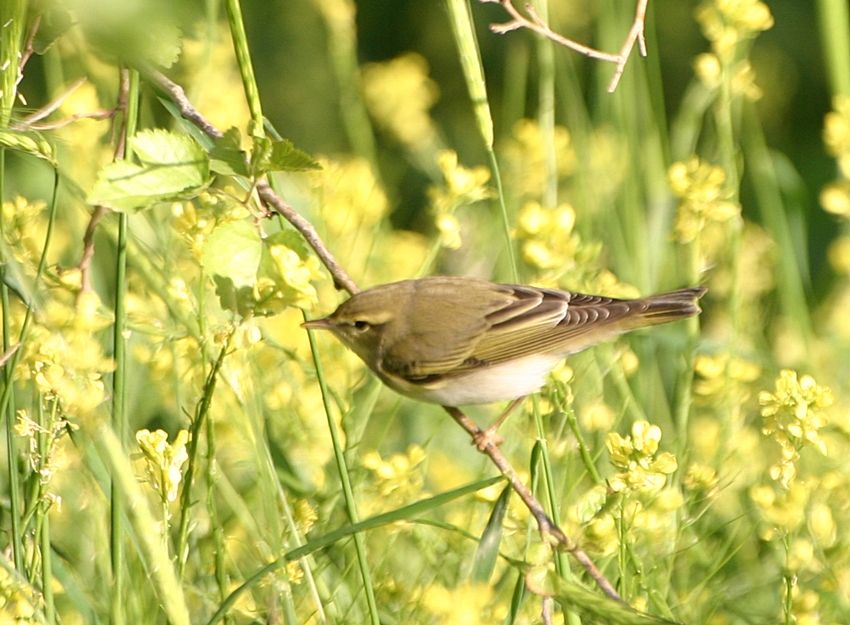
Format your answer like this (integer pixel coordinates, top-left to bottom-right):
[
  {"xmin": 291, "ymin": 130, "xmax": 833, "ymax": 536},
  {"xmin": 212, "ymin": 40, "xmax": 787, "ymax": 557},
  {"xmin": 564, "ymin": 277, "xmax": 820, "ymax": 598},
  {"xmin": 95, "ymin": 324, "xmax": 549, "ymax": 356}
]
[
  {"xmin": 147, "ymin": 70, "xmax": 360, "ymax": 295},
  {"xmin": 78, "ymin": 70, "xmax": 131, "ymax": 293},
  {"xmin": 255, "ymin": 182, "xmax": 360, "ymax": 295},
  {"xmin": 483, "ymin": 0, "xmax": 650, "ymax": 93},
  {"xmin": 444, "ymin": 406, "xmax": 621, "ymax": 602}
]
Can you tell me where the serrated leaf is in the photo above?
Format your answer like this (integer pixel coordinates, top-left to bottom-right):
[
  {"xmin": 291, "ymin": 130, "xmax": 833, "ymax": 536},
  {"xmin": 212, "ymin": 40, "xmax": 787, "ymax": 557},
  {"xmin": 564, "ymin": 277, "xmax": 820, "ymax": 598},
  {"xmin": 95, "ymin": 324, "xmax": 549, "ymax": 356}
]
[
  {"xmin": 202, "ymin": 220, "xmax": 262, "ymax": 288},
  {"xmin": 131, "ymin": 129, "xmax": 206, "ymax": 169},
  {"xmin": 88, "ymin": 129, "xmax": 209, "ymax": 212},
  {"xmin": 253, "ymin": 137, "xmax": 320, "ymax": 174},
  {"xmin": 471, "ymin": 484, "xmax": 511, "ymax": 583},
  {"xmin": 0, "ymin": 130, "xmax": 56, "ymax": 165},
  {"xmin": 209, "ymin": 127, "xmax": 250, "ymax": 177}
]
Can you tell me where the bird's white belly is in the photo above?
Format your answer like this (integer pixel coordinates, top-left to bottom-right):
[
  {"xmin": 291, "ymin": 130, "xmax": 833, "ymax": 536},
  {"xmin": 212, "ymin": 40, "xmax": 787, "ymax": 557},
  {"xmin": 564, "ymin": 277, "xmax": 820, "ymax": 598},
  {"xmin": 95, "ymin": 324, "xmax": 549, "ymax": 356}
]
[{"xmin": 410, "ymin": 353, "xmax": 563, "ymax": 406}]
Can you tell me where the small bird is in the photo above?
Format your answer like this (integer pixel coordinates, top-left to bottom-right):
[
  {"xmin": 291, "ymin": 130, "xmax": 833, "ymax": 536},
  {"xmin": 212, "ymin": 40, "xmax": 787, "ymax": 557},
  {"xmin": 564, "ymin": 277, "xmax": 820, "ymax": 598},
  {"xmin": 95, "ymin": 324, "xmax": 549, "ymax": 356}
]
[{"xmin": 303, "ymin": 277, "xmax": 706, "ymax": 418}]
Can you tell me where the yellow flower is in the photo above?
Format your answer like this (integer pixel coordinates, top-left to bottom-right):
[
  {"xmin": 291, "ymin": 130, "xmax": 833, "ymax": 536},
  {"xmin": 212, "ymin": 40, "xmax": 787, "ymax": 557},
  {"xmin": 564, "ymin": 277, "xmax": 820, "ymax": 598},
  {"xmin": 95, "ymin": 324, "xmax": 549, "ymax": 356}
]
[
  {"xmin": 421, "ymin": 582, "xmax": 499, "ymax": 625},
  {"xmin": 820, "ymin": 181, "xmax": 850, "ymax": 217},
  {"xmin": 606, "ymin": 421, "xmax": 678, "ymax": 493},
  {"xmin": 750, "ymin": 480, "xmax": 809, "ymax": 537},
  {"xmin": 361, "ymin": 53, "xmax": 439, "ymax": 148},
  {"xmin": 696, "ymin": 0, "xmax": 773, "ymax": 60},
  {"xmin": 759, "ymin": 370, "xmax": 832, "ymax": 460},
  {"xmin": 360, "ymin": 445, "xmax": 428, "ymax": 513},
  {"xmin": 579, "ymin": 401, "xmax": 615, "ymax": 432},
  {"xmin": 828, "ymin": 235, "xmax": 850, "ymax": 274},
  {"xmin": 669, "ymin": 157, "xmax": 740, "ymax": 244},
  {"xmin": 435, "ymin": 213, "xmax": 462, "ymax": 249},
  {"xmin": 136, "ymin": 429, "xmax": 190, "ymax": 504},
  {"xmin": 683, "ymin": 462, "xmax": 719, "ymax": 496}
]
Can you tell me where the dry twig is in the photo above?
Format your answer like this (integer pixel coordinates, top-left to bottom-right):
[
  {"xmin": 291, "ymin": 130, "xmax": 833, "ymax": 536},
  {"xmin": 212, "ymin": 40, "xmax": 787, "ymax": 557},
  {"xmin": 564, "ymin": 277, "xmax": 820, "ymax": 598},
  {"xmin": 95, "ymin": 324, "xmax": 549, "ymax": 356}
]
[
  {"xmin": 147, "ymin": 71, "xmax": 360, "ymax": 295},
  {"xmin": 445, "ymin": 406, "xmax": 621, "ymax": 601},
  {"xmin": 483, "ymin": 0, "xmax": 649, "ymax": 92},
  {"xmin": 78, "ymin": 70, "xmax": 131, "ymax": 293}
]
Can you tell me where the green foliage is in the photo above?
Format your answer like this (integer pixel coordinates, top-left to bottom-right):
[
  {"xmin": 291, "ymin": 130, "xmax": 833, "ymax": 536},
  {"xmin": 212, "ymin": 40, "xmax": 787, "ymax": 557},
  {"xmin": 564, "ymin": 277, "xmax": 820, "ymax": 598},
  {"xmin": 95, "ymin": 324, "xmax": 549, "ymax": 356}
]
[
  {"xmin": 2, "ymin": 1, "xmax": 850, "ymax": 624},
  {"xmin": 89, "ymin": 129, "xmax": 210, "ymax": 212}
]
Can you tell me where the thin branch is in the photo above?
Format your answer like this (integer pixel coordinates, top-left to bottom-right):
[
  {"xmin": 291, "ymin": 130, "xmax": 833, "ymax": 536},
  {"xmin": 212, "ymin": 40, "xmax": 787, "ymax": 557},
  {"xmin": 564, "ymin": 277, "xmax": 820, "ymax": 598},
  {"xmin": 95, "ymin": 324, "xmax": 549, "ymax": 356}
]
[
  {"xmin": 0, "ymin": 344, "xmax": 21, "ymax": 368},
  {"xmin": 255, "ymin": 182, "xmax": 360, "ymax": 294},
  {"xmin": 17, "ymin": 13, "xmax": 41, "ymax": 87},
  {"xmin": 147, "ymin": 70, "xmax": 223, "ymax": 140},
  {"xmin": 482, "ymin": 0, "xmax": 650, "ymax": 93},
  {"xmin": 147, "ymin": 70, "xmax": 360, "ymax": 295},
  {"xmin": 607, "ymin": 0, "xmax": 649, "ymax": 93},
  {"xmin": 78, "ymin": 70, "xmax": 131, "ymax": 293},
  {"xmin": 444, "ymin": 406, "xmax": 621, "ymax": 602}
]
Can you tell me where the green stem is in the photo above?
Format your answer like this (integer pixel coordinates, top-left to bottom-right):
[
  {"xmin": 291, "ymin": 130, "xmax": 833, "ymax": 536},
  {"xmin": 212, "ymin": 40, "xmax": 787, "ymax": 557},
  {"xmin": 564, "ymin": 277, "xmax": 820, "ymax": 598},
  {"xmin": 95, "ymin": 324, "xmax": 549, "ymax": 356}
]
[
  {"xmin": 304, "ymin": 315, "xmax": 380, "ymax": 625},
  {"xmin": 176, "ymin": 336, "xmax": 231, "ymax": 579},
  {"xmin": 37, "ymin": 401, "xmax": 56, "ymax": 624},
  {"xmin": 110, "ymin": 68, "xmax": 139, "ymax": 625},
  {"xmin": 816, "ymin": 0, "xmax": 850, "ymax": 97},
  {"xmin": 0, "ymin": 166, "xmax": 60, "ymax": 574},
  {"xmin": 0, "ymin": 146, "xmax": 25, "ymax": 575},
  {"xmin": 445, "ymin": 0, "xmax": 518, "ymax": 280},
  {"xmin": 224, "ymin": 0, "xmax": 264, "ymax": 135}
]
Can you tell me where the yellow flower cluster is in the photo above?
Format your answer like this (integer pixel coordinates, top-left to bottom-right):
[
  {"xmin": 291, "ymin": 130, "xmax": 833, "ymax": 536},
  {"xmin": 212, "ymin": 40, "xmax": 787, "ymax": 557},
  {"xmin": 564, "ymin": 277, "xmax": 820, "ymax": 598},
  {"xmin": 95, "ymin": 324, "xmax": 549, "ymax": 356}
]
[
  {"xmin": 254, "ymin": 241, "xmax": 324, "ymax": 312},
  {"xmin": 309, "ymin": 155, "xmax": 427, "ymax": 283},
  {"xmin": 420, "ymin": 582, "xmax": 502, "ymax": 625},
  {"xmin": 172, "ymin": 193, "xmax": 251, "ymax": 259},
  {"xmin": 606, "ymin": 420, "xmax": 678, "ymax": 493},
  {"xmin": 696, "ymin": 0, "xmax": 773, "ymax": 59},
  {"xmin": 669, "ymin": 157, "xmax": 740, "ymax": 244},
  {"xmin": 515, "ymin": 201, "xmax": 580, "ymax": 271},
  {"xmin": 820, "ymin": 96, "xmax": 850, "ymax": 218},
  {"xmin": 501, "ymin": 119, "xmax": 575, "ymax": 200},
  {"xmin": 759, "ymin": 370, "xmax": 833, "ymax": 488},
  {"xmin": 136, "ymin": 429, "xmax": 190, "ymax": 504},
  {"xmin": 360, "ymin": 445, "xmax": 427, "ymax": 514},
  {"xmin": 16, "ymin": 290, "xmax": 115, "ymax": 420},
  {"xmin": 361, "ymin": 53, "xmax": 439, "ymax": 149},
  {"xmin": 1, "ymin": 196, "xmax": 49, "ymax": 267},
  {"xmin": 0, "ymin": 566, "xmax": 36, "ymax": 623},
  {"xmin": 694, "ymin": 0, "xmax": 772, "ymax": 98},
  {"xmin": 427, "ymin": 150, "xmax": 493, "ymax": 249}
]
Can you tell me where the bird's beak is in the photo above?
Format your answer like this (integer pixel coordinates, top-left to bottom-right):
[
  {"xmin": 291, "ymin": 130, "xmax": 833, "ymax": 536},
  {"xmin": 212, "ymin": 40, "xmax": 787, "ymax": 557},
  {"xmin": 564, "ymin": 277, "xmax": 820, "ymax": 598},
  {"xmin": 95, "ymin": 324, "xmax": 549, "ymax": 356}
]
[{"xmin": 302, "ymin": 317, "xmax": 332, "ymax": 330}]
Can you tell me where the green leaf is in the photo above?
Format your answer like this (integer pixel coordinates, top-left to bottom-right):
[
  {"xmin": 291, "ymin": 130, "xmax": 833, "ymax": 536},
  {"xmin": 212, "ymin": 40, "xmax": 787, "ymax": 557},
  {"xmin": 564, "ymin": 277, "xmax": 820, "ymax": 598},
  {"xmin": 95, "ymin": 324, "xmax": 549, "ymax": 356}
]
[
  {"xmin": 88, "ymin": 129, "xmax": 209, "ymax": 212},
  {"xmin": 209, "ymin": 127, "xmax": 250, "ymax": 177},
  {"xmin": 0, "ymin": 129, "xmax": 56, "ymax": 165},
  {"xmin": 526, "ymin": 571, "xmax": 683, "ymax": 625},
  {"xmin": 202, "ymin": 220, "xmax": 262, "ymax": 288},
  {"xmin": 252, "ymin": 137, "xmax": 320, "ymax": 174},
  {"xmin": 70, "ymin": 0, "xmax": 182, "ymax": 68},
  {"xmin": 471, "ymin": 484, "xmax": 510, "ymax": 583}
]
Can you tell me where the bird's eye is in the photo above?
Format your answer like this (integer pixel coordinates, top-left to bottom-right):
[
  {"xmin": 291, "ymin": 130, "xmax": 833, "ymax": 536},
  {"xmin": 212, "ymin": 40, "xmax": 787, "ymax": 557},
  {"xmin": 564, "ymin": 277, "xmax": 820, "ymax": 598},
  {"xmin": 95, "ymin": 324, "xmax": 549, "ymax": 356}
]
[{"xmin": 352, "ymin": 320, "xmax": 371, "ymax": 331}]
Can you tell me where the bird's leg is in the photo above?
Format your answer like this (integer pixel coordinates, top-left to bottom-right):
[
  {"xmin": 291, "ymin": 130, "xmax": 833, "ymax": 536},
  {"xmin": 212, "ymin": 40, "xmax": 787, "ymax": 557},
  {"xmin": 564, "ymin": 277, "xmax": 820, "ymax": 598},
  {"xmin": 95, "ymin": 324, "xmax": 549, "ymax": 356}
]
[{"xmin": 472, "ymin": 396, "xmax": 526, "ymax": 451}]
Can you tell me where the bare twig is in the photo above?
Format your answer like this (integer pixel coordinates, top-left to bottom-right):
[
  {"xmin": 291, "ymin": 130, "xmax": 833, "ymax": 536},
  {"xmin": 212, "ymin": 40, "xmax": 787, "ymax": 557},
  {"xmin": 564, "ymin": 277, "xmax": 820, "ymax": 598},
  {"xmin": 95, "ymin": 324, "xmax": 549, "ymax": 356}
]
[
  {"xmin": 0, "ymin": 344, "xmax": 21, "ymax": 368},
  {"xmin": 607, "ymin": 0, "xmax": 649, "ymax": 93},
  {"xmin": 17, "ymin": 13, "xmax": 41, "ymax": 88},
  {"xmin": 255, "ymin": 182, "xmax": 360, "ymax": 295},
  {"xmin": 147, "ymin": 70, "xmax": 360, "ymax": 295},
  {"xmin": 483, "ymin": 0, "xmax": 650, "ymax": 93},
  {"xmin": 146, "ymin": 71, "xmax": 223, "ymax": 140},
  {"xmin": 79, "ymin": 206, "xmax": 109, "ymax": 293},
  {"xmin": 14, "ymin": 77, "xmax": 118, "ymax": 131},
  {"xmin": 444, "ymin": 406, "xmax": 621, "ymax": 601},
  {"xmin": 78, "ymin": 70, "xmax": 131, "ymax": 293}
]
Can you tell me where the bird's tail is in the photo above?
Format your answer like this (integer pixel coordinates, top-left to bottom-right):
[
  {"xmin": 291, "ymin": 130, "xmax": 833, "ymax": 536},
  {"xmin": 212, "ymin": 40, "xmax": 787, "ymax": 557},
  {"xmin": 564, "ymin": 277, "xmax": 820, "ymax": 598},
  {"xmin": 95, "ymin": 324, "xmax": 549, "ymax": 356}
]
[{"xmin": 628, "ymin": 286, "xmax": 707, "ymax": 327}]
